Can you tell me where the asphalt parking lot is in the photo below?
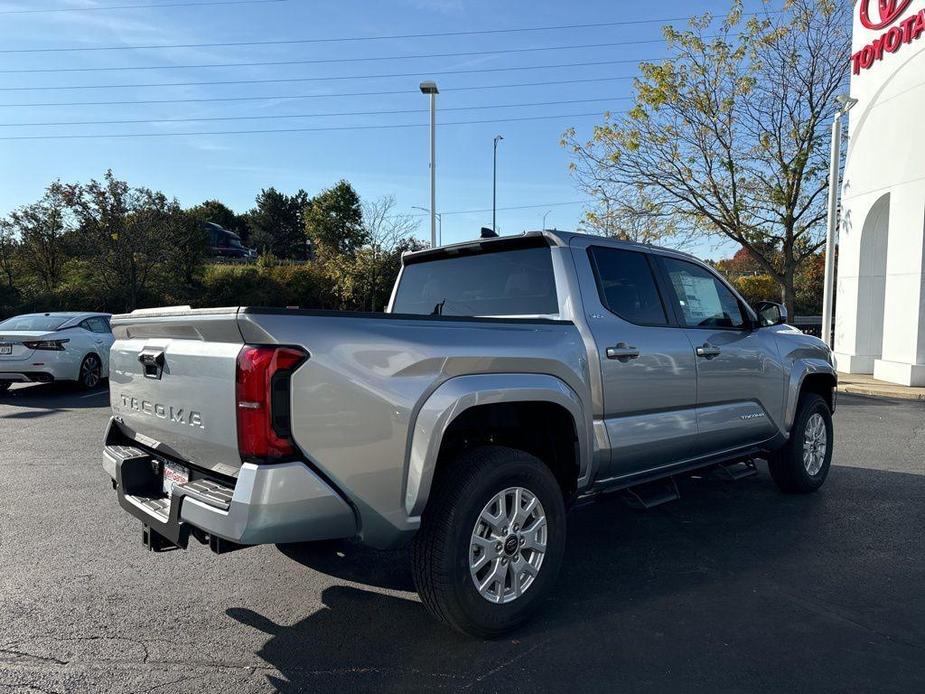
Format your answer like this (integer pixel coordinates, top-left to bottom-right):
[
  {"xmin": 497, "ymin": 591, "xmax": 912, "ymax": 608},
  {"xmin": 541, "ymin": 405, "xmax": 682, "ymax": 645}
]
[{"xmin": 1, "ymin": 384, "xmax": 923, "ymax": 693}]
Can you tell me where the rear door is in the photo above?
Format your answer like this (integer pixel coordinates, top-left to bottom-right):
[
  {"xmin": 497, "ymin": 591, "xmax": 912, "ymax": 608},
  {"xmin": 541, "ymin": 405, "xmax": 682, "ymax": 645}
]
[
  {"xmin": 654, "ymin": 255, "xmax": 783, "ymax": 455},
  {"xmin": 82, "ymin": 316, "xmax": 115, "ymax": 372},
  {"xmin": 571, "ymin": 239, "xmax": 699, "ymax": 480}
]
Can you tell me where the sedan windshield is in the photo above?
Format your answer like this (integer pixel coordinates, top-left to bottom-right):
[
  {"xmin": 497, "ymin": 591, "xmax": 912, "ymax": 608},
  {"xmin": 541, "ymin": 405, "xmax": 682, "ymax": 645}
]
[{"xmin": 0, "ymin": 314, "xmax": 69, "ymax": 331}]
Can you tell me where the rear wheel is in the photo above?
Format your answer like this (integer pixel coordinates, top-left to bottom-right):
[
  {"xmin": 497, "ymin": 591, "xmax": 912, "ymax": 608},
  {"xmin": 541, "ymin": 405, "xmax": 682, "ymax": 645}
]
[
  {"xmin": 411, "ymin": 445, "xmax": 566, "ymax": 638},
  {"xmin": 768, "ymin": 393, "xmax": 833, "ymax": 493},
  {"xmin": 78, "ymin": 354, "xmax": 102, "ymax": 390}
]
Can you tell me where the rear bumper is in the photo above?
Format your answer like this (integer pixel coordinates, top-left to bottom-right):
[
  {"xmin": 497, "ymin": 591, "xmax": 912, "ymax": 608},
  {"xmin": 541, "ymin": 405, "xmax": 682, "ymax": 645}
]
[
  {"xmin": 0, "ymin": 370, "xmax": 56, "ymax": 383},
  {"xmin": 103, "ymin": 436, "xmax": 357, "ymax": 548},
  {"xmin": 1, "ymin": 352, "xmax": 80, "ymax": 383}
]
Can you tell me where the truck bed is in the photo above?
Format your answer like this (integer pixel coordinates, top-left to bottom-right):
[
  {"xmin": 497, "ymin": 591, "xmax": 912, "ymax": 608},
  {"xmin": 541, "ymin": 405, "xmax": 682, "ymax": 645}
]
[{"xmin": 108, "ymin": 306, "xmax": 590, "ymax": 545}]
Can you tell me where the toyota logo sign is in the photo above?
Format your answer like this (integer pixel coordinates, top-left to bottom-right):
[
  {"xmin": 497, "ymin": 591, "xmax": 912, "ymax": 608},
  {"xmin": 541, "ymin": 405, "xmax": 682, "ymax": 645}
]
[
  {"xmin": 853, "ymin": 0, "xmax": 925, "ymax": 74},
  {"xmin": 860, "ymin": 0, "xmax": 914, "ymax": 30}
]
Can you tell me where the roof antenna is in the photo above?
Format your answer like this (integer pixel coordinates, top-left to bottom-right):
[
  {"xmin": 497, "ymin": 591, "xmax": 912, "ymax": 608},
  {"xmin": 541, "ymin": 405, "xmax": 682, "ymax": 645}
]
[{"xmin": 480, "ymin": 227, "xmax": 498, "ymax": 239}]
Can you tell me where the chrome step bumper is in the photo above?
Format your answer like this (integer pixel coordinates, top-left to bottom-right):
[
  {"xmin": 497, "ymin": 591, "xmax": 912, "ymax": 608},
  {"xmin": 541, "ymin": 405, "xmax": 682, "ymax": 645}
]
[{"xmin": 103, "ymin": 422, "xmax": 357, "ymax": 549}]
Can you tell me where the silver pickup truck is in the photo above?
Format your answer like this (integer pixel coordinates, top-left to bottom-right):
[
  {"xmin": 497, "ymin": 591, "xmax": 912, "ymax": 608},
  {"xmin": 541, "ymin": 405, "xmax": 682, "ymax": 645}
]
[{"xmin": 102, "ymin": 230, "xmax": 836, "ymax": 636}]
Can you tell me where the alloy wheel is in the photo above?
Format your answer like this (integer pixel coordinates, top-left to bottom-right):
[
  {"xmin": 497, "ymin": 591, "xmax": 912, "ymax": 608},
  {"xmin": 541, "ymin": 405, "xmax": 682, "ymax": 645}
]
[
  {"xmin": 81, "ymin": 355, "xmax": 101, "ymax": 388},
  {"xmin": 803, "ymin": 412, "xmax": 828, "ymax": 476},
  {"xmin": 469, "ymin": 486, "xmax": 547, "ymax": 604}
]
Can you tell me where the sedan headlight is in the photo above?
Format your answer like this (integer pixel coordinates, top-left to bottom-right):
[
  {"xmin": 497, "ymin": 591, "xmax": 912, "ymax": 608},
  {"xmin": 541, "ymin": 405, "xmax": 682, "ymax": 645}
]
[{"xmin": 23, "ymin": 339, "xmax": 69, "ymax": 351}]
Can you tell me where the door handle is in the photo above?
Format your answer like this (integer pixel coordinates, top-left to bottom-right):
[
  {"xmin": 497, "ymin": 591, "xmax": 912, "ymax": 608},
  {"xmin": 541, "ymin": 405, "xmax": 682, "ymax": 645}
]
[
  {"xmin": 606, "ymin": 343, "xmax": 640, "ymax": 362},
  {"xmin": 696, "ymin": 344, "xmax": 722, "ymax": 358}
]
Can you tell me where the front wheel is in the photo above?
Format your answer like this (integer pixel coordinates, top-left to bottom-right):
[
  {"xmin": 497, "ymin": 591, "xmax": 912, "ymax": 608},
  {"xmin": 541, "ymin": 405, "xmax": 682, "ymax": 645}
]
[
  {"xmin": 768, "ymin": 393, "xmax": 833, "ymax": 494},
  {"xmin": 411, "ymin": 445, "xmax": 566, "ymax": 638}
]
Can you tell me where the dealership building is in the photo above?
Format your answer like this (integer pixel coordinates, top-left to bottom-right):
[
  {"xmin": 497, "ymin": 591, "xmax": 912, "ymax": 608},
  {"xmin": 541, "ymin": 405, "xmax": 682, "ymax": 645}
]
[{"xmin": 834, "ymin": 0, "xmax": 925, "ymax": 385}]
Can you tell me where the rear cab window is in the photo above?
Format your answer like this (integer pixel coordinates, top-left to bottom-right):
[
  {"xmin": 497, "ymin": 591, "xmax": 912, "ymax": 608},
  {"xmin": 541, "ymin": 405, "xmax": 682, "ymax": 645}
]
[
  {"xmin": 392, "ymin": 241, "xmax": 559, "ymax": 317},
  {"xmin": 588, "ymin": 246, "xmax": 668, "ymax": 326}
]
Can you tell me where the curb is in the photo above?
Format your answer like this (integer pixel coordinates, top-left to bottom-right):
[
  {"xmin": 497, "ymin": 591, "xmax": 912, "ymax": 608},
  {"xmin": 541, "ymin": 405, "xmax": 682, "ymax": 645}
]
[{"xmin": 838, "ymin": 384, "xmax": 925, "ymax": 401}]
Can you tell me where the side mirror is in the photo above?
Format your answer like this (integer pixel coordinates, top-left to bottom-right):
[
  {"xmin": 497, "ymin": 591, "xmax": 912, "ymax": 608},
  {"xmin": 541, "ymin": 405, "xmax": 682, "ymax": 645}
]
[{"xmin": 754, "ymin": 301, "xmax": 788, "ymax": 328}]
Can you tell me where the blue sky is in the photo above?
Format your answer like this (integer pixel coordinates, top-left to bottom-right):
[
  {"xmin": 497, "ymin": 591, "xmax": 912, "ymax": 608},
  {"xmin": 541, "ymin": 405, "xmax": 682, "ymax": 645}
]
[{"xmin": 0, "ymin": 0, "xmax": 753, "ymax": 257}]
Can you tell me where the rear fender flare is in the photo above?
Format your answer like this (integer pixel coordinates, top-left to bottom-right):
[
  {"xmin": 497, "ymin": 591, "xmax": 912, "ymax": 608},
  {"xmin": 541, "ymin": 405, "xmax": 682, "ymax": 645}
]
[{"xmin": 404, "ymin": 373, "xmax": 591, "ymax": 519}]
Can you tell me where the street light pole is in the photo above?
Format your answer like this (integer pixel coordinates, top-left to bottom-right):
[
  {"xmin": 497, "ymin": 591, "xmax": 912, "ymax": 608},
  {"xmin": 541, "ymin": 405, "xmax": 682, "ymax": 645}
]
[
  {"xmin": 542, "ymin": 210, "xmax": 552, "ymax": 230},
  {"xmin": 419, "ymin": 81, "xmax": 439, "ymax": 248},
  {"xmin": 493, "ymin": 135, "xmax": 503, "ymax": 233},
  {"xmin": 412, "ymin": 206, "xmax": 442, "ymax": 246},
  {"xmin": 821, "ymin": 94, "xmax": 858, "ymax": 348}
]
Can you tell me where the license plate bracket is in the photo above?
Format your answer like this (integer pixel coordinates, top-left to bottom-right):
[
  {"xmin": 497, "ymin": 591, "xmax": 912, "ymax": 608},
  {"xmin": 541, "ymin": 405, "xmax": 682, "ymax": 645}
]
[{"xmin": 162, "ymin": 461, "xmax": 189, "ymax": 497}]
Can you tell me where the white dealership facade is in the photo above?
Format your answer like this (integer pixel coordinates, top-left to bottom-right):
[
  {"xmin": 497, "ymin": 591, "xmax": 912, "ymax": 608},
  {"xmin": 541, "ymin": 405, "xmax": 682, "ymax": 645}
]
[{"xmin": 834, "ymin": 0, "xmax": 925, "ymax": 385}]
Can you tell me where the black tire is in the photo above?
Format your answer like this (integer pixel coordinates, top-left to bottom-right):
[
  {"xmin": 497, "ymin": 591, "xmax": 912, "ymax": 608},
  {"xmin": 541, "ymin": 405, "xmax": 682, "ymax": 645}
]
[
  {"xmin": 78, "ymin": 353, "xmax": 103, "ymax": 390},
  {"xmin": 411, "ymin": 445, "xmax": 566, "ymax": 638},
  {"xmin": 768, "ymin": 393, "xmax": 833, "ymax": 494}
]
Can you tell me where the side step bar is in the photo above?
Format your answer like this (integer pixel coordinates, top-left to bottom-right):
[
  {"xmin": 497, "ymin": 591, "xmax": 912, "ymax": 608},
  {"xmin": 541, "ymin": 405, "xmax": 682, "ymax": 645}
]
[
  {"xmin": 622, "ymin": 477, "xmax": 680, "ymax": 510},
  {"xmin": 576, "ymin": 457, "xmax": 762, "ymax": 512},
  {"xmin": 712, "ymin": 459, "xmax": 758, "ymax": 481}
]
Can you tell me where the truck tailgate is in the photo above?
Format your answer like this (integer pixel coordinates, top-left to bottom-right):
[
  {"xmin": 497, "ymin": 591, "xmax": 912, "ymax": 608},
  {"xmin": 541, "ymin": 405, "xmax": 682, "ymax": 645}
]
[{"xmin": 109, "ymin": 307, "xmax": 244, "ymax": 477}]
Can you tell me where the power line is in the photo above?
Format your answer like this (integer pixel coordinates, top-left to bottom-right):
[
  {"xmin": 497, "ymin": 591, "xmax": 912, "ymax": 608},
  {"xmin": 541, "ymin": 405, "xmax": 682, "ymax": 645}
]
[
  {"xmin": 0, "ymin": 75, "xmax": 638, "ymax": 108},
  {"xmin": 0, "ymin": 38, "xmax": 671, "ymax": 74},
  {"xmin": 0, "ymin": 110, "xmax": 610, "ymax": 141},
  {"xmin": 0, "ymin": 58, "xmax": 652, "ymax": 92},
  {"xmin": 0, "ymin": 11, "xmax": 773, "ymax": 53},
  {"xmin": 0, "ymin": 96, "xmax": 631, "ymax": 127},
  {"xmin": 0, "ymin": 0, "xmax": 286, "ymax": 14},
  {"xmin": 438, "ymin": 201, "xmax": 591, "ymax": 217}
]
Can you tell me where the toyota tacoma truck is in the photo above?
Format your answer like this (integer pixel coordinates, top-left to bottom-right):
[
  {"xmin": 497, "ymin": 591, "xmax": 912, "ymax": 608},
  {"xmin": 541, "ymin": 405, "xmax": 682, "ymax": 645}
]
[{"xmin": 102, "ymin": 230, "xmax": 836, "ymax": 637}]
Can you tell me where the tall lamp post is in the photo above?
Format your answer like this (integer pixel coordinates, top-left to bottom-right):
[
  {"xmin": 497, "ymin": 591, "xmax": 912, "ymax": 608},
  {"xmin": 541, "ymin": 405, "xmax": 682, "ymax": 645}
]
[
  {"xmin": 492, "ymin": 135, "xmax": 503, "ymax": 232},
  {"xmin": 412, "ymin": 206, "xmax": 442, "ymax": 246},
  {"xmin": 542, "ymin": 210, "xmax": 552, "ymax": 230},
  {"xmin": 821, "ymin": 94, "xmax": 858, "ymax": 348},
  {"xmin": 419, "ymin": 81, "xmax": 439, "ymax": 248}
]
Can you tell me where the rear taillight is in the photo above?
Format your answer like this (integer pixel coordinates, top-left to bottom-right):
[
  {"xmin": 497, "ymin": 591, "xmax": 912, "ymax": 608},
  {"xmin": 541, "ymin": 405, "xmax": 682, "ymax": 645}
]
[
  {"xmin": 23, "ymin": 339, "xmax": 69, "ymax": 351},
  {"xmin": 235, "ymin": 345, "xmax": 308, "ymax": 462}
]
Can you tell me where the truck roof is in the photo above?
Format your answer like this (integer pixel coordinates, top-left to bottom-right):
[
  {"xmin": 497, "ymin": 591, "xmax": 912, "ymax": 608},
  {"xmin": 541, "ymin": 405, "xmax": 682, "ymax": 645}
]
[{"xmin": 402, "ymin": 229, "xmax": 703, "ymax": 264}]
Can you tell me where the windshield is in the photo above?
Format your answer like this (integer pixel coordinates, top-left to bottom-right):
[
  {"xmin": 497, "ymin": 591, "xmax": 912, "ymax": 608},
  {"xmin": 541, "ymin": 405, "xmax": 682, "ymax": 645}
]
[
  {"xmin": 392, "ymin": 245, "xmax": 559, "ymax": 317},
  {"xmin": 0, "ymin": 314, "xmax": 69, "ymax": 331}
]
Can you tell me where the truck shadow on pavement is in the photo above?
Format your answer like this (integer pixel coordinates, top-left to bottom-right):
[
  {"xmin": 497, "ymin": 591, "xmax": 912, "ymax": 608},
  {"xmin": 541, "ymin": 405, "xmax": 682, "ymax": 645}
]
[
  {"xmin": 0, "ymin": 382, "xmax": 108, "ymax": 417},
  {"xmin": 230, "ymin": 464, "xmax": 925, "ymax": 692}
]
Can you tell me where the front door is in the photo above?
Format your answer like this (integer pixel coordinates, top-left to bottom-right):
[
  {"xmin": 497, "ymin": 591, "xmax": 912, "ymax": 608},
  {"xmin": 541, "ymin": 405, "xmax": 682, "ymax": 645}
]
[
  {"xmin": 654, "ymin": 256, "xmax": 784, "ymax": 456},
  {"xmin": 573, "ymin": 241, "xmax": 699, "ymax": 480}
]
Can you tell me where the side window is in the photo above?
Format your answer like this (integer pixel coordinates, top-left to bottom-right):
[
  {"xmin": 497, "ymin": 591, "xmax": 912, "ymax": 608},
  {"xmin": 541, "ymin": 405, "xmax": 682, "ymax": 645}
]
[
  {"xmin": 588, "ymin": 247, "xmax": 668, "ymax": 326},
  {"xmin": 86, "ymin": 317, "xmax": 110, "ymax": 334},
  {"xmin": 660, "ymin": 257, "xmax": 746, "ymax": 329}
]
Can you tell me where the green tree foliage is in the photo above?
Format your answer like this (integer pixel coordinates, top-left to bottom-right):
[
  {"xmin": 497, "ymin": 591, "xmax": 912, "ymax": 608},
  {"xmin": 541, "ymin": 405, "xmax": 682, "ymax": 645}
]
[
  {"xmin": 7, "ymin": 187, "xmax": 70, "ymax": 292},
  {"xmin": 0, "ymin": 173, "xmax": 423, "ymax": 319},
  {"xmin": 304, "ymin": 180, "xmax": 367, "ymax": 257},
  {"xmin": 160, "ymin": 208, "xmax": 209, "ymax": 287},
  {"xmin": 247, "ymin": 187, "xmax": 309, "ymax": 259},
  {"xmin": 0, "ymin": 220, "xmax": 19, "ymax": 313},
  {"xmin": 57, "ymin": 171, "xmax": 197, "ymax": 312},
  {"xmin": 564, "ymin": 0, "xmax": 849, "ymax": 315}
]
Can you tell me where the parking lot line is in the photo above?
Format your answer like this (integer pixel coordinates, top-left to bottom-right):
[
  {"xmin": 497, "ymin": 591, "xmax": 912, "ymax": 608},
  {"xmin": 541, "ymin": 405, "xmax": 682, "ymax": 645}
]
[{"xmin": 79, "ymin": 390, "xmax": 108, "ymax": 399}]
